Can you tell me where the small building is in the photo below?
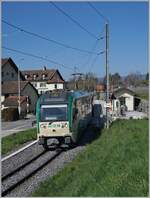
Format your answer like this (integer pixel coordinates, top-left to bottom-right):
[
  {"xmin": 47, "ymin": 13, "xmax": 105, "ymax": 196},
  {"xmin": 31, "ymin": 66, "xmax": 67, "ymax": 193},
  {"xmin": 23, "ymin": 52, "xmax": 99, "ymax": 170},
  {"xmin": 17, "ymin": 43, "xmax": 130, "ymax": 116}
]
[
  {"xmin": 22, "ymin": 67, "xmax": 65, "ymax": 95},
  {"xmin": 113, "ymin": 88, "xmax": 136, "ymax": 111},
  {"xmin": 2, "ymin": 96, "xmax": 28, "ymax": 117},
  {"xmin": 2, "ymin": 58, "xmax": 25, "ymax": 83},
  {"xmin": 2, "ymin": 81, "xmax": 39, "ymax": 114}
]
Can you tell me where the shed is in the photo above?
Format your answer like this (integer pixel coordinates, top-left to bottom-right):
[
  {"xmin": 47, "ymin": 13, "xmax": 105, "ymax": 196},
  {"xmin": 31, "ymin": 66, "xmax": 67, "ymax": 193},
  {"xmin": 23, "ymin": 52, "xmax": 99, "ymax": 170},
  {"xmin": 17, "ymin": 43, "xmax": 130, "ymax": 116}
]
[
  {"xmin": 2, "ymin": 81, "xmax": 39, "ymax": 113},
  {"xmin": 113, "ymin": 88, "xmax": 136, "ymax": 111}
]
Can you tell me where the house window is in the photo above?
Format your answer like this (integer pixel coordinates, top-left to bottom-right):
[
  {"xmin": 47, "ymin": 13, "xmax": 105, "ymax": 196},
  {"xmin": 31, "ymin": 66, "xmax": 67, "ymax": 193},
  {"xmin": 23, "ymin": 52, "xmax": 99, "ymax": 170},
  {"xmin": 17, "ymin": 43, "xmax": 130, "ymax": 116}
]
[
  {"xmin": 42, "ymin": 74, "xmax": 45, "ymax": 80},
  {"xmin": 6, "ymin": 72, "xmax": 9, "ymax": 76},
  {"xmin": 54, "ymin": 84, "xmax": 57, "ymax": 89},
  {"xmin": 25, "ymin": 74, "xmax": 28, "ymax": 79},
  {"xmin": 33, "ymin": 74, "xmax": 37, "ymax": 80},
  {"xmin": 2, "ymin": 72, "xmax": 4, "ymax": 77},
  {"xmin": 120, "ymin": 97, "xmax": 126, "ymax": 106},
  {"xmin": 40, "ymin": 82, "xmax": 46, "ymax": 87},
  {"xmin": 34, "ymin": 83, "xmax": 37, "ymax": 87},
  {"xmin": 11, "ymin": 73, "xmax": 14, "ymax": 78}
]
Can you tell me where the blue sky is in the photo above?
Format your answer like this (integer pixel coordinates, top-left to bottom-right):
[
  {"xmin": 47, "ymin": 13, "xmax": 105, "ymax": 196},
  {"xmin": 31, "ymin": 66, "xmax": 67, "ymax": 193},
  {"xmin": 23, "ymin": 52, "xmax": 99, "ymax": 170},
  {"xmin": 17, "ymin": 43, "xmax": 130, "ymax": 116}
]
[{"xmin": 2, "ymin": 1, "xmax": 148, "ymax": 80}]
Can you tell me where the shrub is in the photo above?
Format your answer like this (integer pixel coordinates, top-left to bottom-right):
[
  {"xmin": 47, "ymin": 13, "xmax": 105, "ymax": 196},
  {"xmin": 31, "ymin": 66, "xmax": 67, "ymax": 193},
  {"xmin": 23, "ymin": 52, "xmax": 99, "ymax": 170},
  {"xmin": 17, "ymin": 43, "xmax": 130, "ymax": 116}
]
[{"xmin": 2, "ymin": 108, "xmax": 19, "ymax": 121}]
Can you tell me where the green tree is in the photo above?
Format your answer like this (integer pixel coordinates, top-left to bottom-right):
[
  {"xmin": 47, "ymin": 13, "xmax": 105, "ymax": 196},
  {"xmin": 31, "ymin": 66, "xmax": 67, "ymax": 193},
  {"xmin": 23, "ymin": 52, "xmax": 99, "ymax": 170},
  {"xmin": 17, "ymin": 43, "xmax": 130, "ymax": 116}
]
[
  {"xmin": 111, "ymin": 73, "xmax": 122, "ymax": 87},
  {"xmin": 146, "ymin": 73, "xmax": 149, "ymax": 81}
]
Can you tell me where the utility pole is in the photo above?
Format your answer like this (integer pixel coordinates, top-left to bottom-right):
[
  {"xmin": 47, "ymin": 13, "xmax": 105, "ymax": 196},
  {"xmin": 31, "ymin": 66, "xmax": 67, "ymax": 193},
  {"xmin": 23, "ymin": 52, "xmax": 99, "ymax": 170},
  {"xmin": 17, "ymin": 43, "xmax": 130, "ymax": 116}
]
[
  {"xmin": 18, "ymin": 67, "xmax": 21, "ymax": 117},
  {"xmin": 105, "ymin": 22, "xmax": 109, "ymax": 128},
  {"xmin": 18, "ymin": 58, "xmax": 24, "ymax": 117}
]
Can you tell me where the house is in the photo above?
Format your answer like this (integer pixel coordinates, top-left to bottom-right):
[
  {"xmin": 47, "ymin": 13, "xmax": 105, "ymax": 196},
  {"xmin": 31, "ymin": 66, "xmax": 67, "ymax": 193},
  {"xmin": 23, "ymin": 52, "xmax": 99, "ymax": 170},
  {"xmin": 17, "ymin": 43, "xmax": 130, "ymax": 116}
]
[
  {"xmin": 22, "ymin": 67, "xmax": 65, "ymax": 95},
  {"xmin": 2, "ymin": 58, "xmax": 25, "ymax": 83},
  {"xmin": 2, "ymin": 96, "xmax": 28, "ymax": 117},
  {"xmin": 112, "ymin": 87, "xmax": 136, "ymax": 111},
  {"xmin": 2, "ymin": 81, "xmax": 39, "ymax": 114}
]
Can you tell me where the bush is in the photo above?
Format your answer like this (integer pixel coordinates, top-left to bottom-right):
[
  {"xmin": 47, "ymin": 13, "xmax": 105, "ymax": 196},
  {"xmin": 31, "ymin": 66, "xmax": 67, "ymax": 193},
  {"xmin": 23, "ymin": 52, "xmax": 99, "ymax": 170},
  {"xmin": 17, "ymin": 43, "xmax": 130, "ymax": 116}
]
[{"xmin": 2, "ymin": 108, "xmax": 19, "ymax": 121}]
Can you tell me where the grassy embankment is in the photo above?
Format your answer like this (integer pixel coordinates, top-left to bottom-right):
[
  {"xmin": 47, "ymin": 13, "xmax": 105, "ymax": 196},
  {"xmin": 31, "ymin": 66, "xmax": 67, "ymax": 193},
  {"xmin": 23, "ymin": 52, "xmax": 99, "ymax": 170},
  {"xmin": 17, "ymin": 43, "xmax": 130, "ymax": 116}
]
[
  {"xmin": 32, "ymin": 119, "xmax": 148, "ymax": 197},
  {"xmin": 135, "ymin": 89, "xmax": 149, "ymax": 100},
  {"xmin": 2, "ymin": 128, "xmax": 37, "ymax": 155}
]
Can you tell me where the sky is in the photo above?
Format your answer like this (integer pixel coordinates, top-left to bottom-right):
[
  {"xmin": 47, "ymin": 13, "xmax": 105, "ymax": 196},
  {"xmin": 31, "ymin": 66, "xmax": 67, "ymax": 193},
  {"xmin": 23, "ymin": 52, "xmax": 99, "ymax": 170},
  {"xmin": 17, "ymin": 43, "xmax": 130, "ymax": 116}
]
[{"xmin": 2, "ymin": 1, "xmax": 148, "ymax": 80}]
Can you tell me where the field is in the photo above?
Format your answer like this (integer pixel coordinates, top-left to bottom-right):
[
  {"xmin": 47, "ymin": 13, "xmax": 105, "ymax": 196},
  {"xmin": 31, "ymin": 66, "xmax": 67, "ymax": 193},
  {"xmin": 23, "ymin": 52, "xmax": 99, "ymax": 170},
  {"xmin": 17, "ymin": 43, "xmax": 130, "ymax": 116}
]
[
  {"xmin": 32, "ymin": 119, "xmax": 148, "ymax": 197},
  {"xmin": 2, "ymin": 128, "xmax": 37, "ymax": 155}
]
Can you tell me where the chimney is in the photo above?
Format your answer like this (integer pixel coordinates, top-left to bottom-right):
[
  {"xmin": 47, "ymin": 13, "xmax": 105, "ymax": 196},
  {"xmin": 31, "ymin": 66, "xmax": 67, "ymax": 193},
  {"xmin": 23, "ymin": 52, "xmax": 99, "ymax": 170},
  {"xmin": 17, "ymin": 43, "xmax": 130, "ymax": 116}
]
[{"xmin": 43, "ymin": 66, "xmax": 46, "ymax": 71}]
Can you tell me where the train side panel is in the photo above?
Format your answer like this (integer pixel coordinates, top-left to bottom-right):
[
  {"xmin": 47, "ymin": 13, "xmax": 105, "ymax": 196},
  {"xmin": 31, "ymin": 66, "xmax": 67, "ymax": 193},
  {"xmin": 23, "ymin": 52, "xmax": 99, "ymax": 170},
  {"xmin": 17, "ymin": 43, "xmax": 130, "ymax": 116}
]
[{"xmin": 71, "ymin": 94, "xmax": 93, "ymax": 143}]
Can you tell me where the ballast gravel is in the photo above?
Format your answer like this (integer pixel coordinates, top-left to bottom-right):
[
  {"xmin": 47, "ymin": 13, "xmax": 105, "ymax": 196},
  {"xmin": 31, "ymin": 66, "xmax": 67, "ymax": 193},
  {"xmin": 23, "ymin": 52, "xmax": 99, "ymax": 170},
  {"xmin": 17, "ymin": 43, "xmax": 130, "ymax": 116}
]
[
  {"xmin": 2, "ymin": 142, "xmax": 45, "ymax": 178},
  {"xmin": 6, "ymin": 146, "xmax": 86, "ymax": 197}
]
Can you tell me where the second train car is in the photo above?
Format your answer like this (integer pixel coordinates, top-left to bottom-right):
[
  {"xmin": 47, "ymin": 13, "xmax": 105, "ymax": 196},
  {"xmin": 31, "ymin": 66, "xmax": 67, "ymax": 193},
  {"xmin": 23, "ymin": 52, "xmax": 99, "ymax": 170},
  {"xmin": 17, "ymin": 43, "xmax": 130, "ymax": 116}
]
[{"xmin": 36, "ymin": 91, "xmax": 94, "ymax": 148}]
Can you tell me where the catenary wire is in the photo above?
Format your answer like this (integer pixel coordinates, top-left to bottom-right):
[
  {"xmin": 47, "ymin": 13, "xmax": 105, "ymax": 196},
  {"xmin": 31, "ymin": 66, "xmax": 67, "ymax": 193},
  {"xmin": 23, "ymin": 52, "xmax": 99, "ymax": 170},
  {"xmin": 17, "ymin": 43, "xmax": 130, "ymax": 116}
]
[
  {"xmin": 50, "ymin": 2, "xmax": 99, "ymax": 40},
  {"xmin": 87, "ymin": 2, "xmax": 109, "ymax": 23},
  {"xmin": 2, "ymin": 19, "xmax": 99, "ymax": 55},
  {"xmin": 89, "ymin": 51, "xmax": 105, "ymax": 72},
  {"xmin": 81, "ymin": 39, "xmax": 100, "ymax": 69},
  {"xmin": 2, "ymin": 46, "xmax": 74, "ymax": 71}
]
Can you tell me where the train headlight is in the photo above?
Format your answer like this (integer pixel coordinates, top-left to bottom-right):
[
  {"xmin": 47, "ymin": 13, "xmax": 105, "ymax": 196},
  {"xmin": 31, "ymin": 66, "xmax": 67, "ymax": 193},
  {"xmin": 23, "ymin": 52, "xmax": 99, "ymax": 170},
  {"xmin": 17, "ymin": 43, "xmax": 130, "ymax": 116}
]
[
  {"xmin": 61, "ymin": 122, "xmax": 68, "ymax": 128},
  {"xmin": 40, "ymin": 124, "xmax": 46, "ymax": 129}
]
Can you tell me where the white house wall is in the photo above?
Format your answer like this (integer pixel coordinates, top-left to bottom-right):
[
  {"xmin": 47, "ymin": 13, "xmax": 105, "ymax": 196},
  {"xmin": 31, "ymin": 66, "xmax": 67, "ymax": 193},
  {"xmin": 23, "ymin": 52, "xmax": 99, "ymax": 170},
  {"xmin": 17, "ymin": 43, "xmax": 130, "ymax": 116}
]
[
  {"xmin": 47, "ymin": 83, "xmax": 63, "ymax": 90},
  {"xmin": 1, "ymin": 96, "xmax": 5, "ymax": 103},
  {"xmin": 120, "ymin": 93, "xmax": 134, "ymax": 111},
  {"xmin": 31, "ymin": 82, "xmax": 64, "ymax": 94}
]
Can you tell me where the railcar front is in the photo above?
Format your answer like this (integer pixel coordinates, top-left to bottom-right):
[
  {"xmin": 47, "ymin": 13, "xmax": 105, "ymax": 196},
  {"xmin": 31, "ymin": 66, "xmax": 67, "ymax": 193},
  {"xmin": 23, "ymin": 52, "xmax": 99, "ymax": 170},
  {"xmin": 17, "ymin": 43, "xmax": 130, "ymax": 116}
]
[{"xmin": 36, "ymin": 93, "xmax": 72, "ymax": 148}]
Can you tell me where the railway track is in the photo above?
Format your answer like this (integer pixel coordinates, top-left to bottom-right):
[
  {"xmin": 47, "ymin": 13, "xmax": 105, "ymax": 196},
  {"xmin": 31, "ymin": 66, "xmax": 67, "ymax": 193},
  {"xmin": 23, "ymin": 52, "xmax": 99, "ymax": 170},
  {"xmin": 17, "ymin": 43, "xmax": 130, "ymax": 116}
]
[{"xmin": 2, "ymin": 145, "xmax": 63, "ymax": 197}]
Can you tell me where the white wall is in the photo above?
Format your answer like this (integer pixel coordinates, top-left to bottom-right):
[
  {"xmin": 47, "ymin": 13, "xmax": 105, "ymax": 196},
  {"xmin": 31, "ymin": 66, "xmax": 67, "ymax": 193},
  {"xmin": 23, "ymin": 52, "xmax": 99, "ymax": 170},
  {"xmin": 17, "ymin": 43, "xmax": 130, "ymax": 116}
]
[
  {"xmin": 1, "ymin": 96, "xmax": 5, "ymax": 103},
  {"xmin": 31, "ymin": 82, "xmax": 64, "ymax": 94},
  {"xmin": 120, "ymin": 93, "xmax": 134, "ymax": 111},
  {"xmin": 47, "ymin": 83, "xmax": 63, "ymax": 90}
]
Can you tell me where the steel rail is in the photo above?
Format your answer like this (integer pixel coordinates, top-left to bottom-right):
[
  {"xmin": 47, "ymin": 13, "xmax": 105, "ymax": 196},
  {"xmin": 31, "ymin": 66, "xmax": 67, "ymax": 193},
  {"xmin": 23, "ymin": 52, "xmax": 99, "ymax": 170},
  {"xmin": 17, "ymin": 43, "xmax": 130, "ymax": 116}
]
[{"xmin": 2, "ymin": 149, "xmax": 63, "ymax": 197}]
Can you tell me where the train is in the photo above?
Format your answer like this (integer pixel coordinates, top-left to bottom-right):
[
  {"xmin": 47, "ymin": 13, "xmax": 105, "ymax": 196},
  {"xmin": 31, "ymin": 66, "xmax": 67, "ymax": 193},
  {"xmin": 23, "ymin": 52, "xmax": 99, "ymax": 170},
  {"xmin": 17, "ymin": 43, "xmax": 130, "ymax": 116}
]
[{"xmin": 36, "ymin": 91, "xmax": 95, "ymax": 149}]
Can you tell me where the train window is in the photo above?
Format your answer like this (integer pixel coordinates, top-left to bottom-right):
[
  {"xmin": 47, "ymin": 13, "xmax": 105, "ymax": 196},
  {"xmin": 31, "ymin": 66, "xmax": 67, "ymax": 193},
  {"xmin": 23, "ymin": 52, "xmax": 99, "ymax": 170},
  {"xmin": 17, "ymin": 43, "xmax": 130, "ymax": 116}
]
[{"xmin": 40, "ymin": 104, "xmax": 68, "ymax": 121}]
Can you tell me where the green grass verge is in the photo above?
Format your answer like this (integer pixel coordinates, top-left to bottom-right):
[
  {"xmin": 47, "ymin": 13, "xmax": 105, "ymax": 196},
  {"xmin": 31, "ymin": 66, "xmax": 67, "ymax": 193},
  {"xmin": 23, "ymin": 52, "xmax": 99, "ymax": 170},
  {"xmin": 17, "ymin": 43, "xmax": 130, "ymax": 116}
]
[
  {"xmin": 32, "ymin": 119, "xmax": 148, "ymax": 197},
  {"xmin": 2, "ymin": 128, "xmax": 37, "ymax": 155}
]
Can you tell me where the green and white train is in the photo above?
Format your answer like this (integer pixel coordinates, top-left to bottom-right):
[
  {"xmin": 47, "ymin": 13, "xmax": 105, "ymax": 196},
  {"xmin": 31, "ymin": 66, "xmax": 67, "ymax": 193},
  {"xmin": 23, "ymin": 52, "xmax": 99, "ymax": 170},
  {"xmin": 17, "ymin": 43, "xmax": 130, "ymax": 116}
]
[{"xmin": 36, "ymin": 91, "xmax": 94, "ymax": 148}]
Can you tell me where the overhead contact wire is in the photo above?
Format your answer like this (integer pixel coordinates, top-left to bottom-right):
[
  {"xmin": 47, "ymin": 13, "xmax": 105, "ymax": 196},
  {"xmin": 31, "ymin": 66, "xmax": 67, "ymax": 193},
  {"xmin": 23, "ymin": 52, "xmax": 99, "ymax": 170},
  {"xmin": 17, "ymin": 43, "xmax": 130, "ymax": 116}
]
[
  {"xmin": 2, "ymin": 46, "xmax": 74, "ymax": 71},
  {"xmin": 2, "ymin": 19, "xmax": 99, "ymax": 55}
]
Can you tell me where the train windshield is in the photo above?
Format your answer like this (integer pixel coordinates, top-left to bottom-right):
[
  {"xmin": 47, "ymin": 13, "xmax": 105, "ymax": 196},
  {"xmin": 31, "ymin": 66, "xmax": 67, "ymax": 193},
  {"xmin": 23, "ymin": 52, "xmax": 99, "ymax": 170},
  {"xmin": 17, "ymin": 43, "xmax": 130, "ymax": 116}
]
[{"xmin": 40, "ymin": 104, "xmax": 68, "ymax": 121}]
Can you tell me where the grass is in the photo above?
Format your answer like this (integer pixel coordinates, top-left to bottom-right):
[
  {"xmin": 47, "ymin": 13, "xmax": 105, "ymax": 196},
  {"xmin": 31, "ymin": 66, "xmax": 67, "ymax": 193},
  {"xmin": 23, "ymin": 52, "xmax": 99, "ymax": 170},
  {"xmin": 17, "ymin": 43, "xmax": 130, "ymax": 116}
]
[
  {"xmin": 32, "ymin": 119, "xmax": 148, "ymax": 197},
  {"xmin": 135, "ymin": 90, "xmax": 149, "ymax": 100},
  {"xmin": 2, "ymin": 128, "xmax": 37, "ymax": 155},
  {"xmin": 137, "ymin": 92, "xmax": 149, "ymax": 100}
]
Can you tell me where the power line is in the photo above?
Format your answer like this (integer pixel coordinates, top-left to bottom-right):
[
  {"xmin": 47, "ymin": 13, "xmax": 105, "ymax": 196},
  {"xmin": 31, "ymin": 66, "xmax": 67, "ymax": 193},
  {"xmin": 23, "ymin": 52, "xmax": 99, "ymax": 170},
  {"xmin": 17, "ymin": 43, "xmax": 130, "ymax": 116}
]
[
  {"xmin": 50, "ymin": 2, "xmax": 99, "ymax": 40},
  {"xmin": 87, "ymin": 2, "xmax": 109, "ymax": 23},
  {"xmin": 89, "ymin": 51, "xmax": 105, "ymax": 72},
  {"xmin": 2, "ymin": 46, "xmax": 74, "ymax": 71},
  {"xmin": 2, "ymin": 19, "xmax": 99, "ymax": 55},
  {"xmin": 82, "ymin": 39, "xmax": 99, "ymax": 69}
]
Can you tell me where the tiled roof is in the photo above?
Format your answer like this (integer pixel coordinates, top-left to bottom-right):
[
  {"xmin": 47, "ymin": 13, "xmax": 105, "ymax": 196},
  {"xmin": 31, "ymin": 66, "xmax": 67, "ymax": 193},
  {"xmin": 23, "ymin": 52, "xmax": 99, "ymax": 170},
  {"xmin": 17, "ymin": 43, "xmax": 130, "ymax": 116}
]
[
  {"xmin": 2, "ymin": 96, "xmax": 27, "ymax": 106},
  {"xmin": 2, "ymin": 58, "xmax": 9, "ymax": 66},
  {"xmin": 113, "ymin": 87, "xmax": 135, "ymax": 97},
  {"xmin": 22, "ymin": 69, "xmax": 55, "ymax": 81},
  {"xmin": 2, "ymin": 81, "xmax": 29, "ymax": 94},
  {"xmin": 22, "ymin": 69, "xmax": 65, "ymax": 83}
]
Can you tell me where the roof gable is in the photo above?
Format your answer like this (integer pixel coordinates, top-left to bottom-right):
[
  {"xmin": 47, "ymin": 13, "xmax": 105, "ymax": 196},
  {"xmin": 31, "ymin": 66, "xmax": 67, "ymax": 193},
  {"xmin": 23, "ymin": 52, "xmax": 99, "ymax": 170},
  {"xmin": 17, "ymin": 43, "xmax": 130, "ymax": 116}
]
[
  {"xmin": 22, "ymin": 68, "xmax": 65, "ymax": 83},
  {"xmin": 48, "ymin": 70, "xmax": 65, "ymax": 83},
  {"xmin": 2, "ymin": 57, "xmax": 25, "ymax": 81},
  {"xmin": 2, "ymin": 81, "xmax": 38, "ymax": 95},
  {"xmin": 113, "ymin": 87, "xmax": 135, "ymax": 97},
  {"xmin": 2, "ymin": 96, "xmax": 27, "ymax": 106}
]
